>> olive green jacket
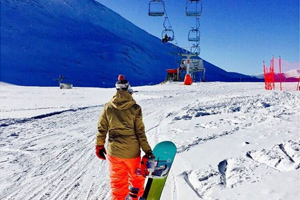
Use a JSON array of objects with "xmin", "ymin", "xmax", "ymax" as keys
[{"xmin": 96, "ymin": 90, "xmax": 152, "ymax": 158}]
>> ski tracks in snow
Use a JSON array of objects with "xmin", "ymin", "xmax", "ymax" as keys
[
  {"xmin": 1, "ymin": 84, "xmax": 299, "ymax": 200},
  {"xmin": 0, "ymin": 105, "xmax": 111, "ymax": 200},
  {"xmin": 138, "ymin": 88, "xmax": 300, "ymax": 199},
  {"xmin": 169, "ymin": 91, "xmax": 300, "ymax": 199},
  {"xmin": 175, "ymin": 92, "xmax": 299, "ymax": 154},
  {"xmin": 180, "ymin": 139, "xmax": 300, "ymax": 199},
  {"xmin": 246, "ymin": 139, "xmax": 300, "ymax": 172}
]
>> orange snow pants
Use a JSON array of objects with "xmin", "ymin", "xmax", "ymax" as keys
[{"xmin": 107, "ymin": 154, "xmax": 145, "ymax": 200}]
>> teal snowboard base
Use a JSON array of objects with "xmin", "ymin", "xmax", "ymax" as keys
[{"xmin": 140, "ymin": 141, "xmax": 177, "ymax": 200}]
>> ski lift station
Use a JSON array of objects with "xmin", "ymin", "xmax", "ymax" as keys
[{"xmin": 166, "ymin": 54, "xmax": 206, "ymax": 83}]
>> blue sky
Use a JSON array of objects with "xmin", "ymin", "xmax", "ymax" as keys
[{"xmin": 96, "ymin": 0, "xmax": 299, "ymax": 75}]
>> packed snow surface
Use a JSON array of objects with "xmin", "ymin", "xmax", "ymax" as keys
[{"xmin": 0, "ymin": 82, "xmax": 299, "ymax": 200}]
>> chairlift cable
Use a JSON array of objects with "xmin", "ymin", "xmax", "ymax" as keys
[
  {"xmin": 195, "ymin": 17, "xmax": 200, "ymax": 29},
  {"xmin": 163, "ymin": 9, "xmax": 176, "ymax": 41}
]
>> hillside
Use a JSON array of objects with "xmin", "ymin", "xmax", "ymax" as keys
[
  {"xmin": 274, "ymin": 69, "xmax": 300, "ymax": 82},
  {"xmin": 0, "ymin": 0, "xmax": 261, "ymax": 87}
]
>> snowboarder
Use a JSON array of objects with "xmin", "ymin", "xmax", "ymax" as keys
[{"xmin": 95, "ymin": 74, "xmax": 154, "ymax": 200}]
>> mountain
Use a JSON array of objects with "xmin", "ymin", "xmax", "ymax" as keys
[
  {"xmin": 274, "ymin": 69, "xmax": 300, "ymax": 82},
  {"xmin": 255, "ymin": 69, "xmax": 300, "ymax": 82},
  {"xmin": 0, "ymin": 0, "xmax": 261, "ymax": 87}
]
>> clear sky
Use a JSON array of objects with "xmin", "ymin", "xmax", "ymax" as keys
[{"xmin": 96, "ymin": 0, "xmax": 299, "ymax": 75}]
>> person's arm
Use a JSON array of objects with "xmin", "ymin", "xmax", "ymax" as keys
[
  {"xmin": 96, "ymin": 104, "xmax": 109, "ymax": 146},
  {"xmin": 134, "ymin": 105, "xmax": 152, "ymax": 153}
]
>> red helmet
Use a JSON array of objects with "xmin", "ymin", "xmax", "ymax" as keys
[{"xmin": 118, "ymin": 74, "xmax": 125, "ymax": 81}]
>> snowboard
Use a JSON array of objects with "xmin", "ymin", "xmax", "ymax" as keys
[{"xmin": 140, "ymin": 141, "xmax": 177, "ymax": 200}]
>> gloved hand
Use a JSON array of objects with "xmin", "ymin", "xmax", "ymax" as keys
[
  {"xmin": 140, "ymin": 151, "xmax": 156, "ymax": 177},
  {"xmin": 95, "ymin": 145, "xmax": 106, "ymax": 160},
  {"xmin": 141, "ymin": 155, "xmax": 150, "ymax": 177},
  {"xmin": 146, "ymin": 150, "xmax": 155, "ymax": 159}
]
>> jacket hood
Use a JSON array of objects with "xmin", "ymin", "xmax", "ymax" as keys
[{"xmin": 109, "ymin": 90, "xmax": 136, "ymax": 110}]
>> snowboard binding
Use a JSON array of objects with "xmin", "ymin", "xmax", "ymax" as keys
[
  {"xmin": 140, "ymin": 154, "xmax": 170, "ymax": 179},
  {"xmin": 140, "ymin": 155, "xmax": 156, "ymax": 177}
]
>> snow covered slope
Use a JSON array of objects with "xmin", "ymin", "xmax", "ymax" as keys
[
  {"xmin": 0, "ymin": 0, "xmax": 260, "ymax": 87},
  {"xmin": 0, "ymin": 83, "xmax": 299, "ymax": 199},
  {"xmin": 275, "ymin": 69, "xmax": 300, "ymax": 82}
]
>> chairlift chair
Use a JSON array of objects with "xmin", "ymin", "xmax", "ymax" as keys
[
  {"xmin": 186, "ymin": 0, "xmax": 202, "ymax": 17},
  {"xmin": 188, "ymin": 28, "xmax": 200, "ymax": 42},
  {"xmin": 161, "ymin": 16, "xmax": 175, "ymax": 42},
  {"xmin": 190, "ymin": 44, "xmax": 200, "ymax": 56},
  {"xmin": 190, "ymin": 59, "xmax": 204, "ymax": 69},
  {"xmin": 162, "ymin": 29, "xmax": 174, "ymax": 42},
  {"xmin": 148, "ymin": 0, "xmax": 165, "ymax": 16}
]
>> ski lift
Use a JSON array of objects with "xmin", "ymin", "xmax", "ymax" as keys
[
  {"xmin": 148, "ymin": 0, "xmax": 165, "ymax": 16},
  {"xmin": 162, "ymin": 29, "xmax": 174, "ymax": 42},
  {"xmin": 190, "ymin": 44, "xmax": 200, "ymax": 55},
  {"xmin": 186, "ymin": 0, "xmax": 202, "ymax": 17},
  {"xmin": 190, "ymin": 58, "xmax": 204, "ymax": 70},
  {"xmin": 188, "ymin": 28, "xmax": 200, "ymax": 42},
  {"xmin": 161, "ymin": 17, "xmax": 174, "ymax": 42}
]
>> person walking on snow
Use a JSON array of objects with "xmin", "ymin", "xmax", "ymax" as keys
[{"xmin": 95, "ymin": 74, "xmax": 154, "ymax": 200}]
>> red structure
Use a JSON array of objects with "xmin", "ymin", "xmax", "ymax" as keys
[
  {"xmin": 263, "ymin": 57, "xmax": 275, "ymax": 90},
  {"xmin": 166, "ymin": 69, "xmax": 178, "ymax": 81},
  {"xmin": 263, "ymin": 56, "xmax": 300, "ymax": 91},
  {"xmin": 184, "ymin": 74, "xmax": 193, "ymax": 85},
  {"xmin": 166, "ymin": 69, "xmax": 178, "ymax": 74}
]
